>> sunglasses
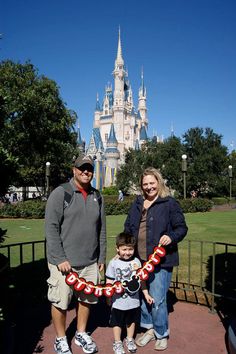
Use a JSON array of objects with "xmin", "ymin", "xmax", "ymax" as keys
[{"xmin": 77, "ymin": 164, "xmax": 94, "ymax": 173}]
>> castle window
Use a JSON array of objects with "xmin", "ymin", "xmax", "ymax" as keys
[
  {"xmin": 125, "ymin": 132, "xmax": 130, "ymax": 140},
  {"xmin": 105, "ymin": 133, "xmax": 108, "ymax": 142}
]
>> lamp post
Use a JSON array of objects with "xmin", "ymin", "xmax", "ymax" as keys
[
  {"xmin": 45, "ymin": 162, "xmax": 51, "ymax": 198},
  {"xmin": 182, "ymin": 154, "xmax": 187, "ymax": 199},
  {"xmin": 228, "ymin": 165, "xmax": 233, "ymax": 200}
]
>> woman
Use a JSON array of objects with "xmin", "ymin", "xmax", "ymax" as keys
[{"xmin": 124, "ymin": 167, "xmax": 188, "ymax": 351}]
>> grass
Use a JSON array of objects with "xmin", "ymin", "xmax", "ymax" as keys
[
  {"xmin": 1, "ymin": 210, "xmax": 236, "ymax": 246},
  {"xmin": 1, "ymin": 211, "xmax": 236, "ymax": 284}
]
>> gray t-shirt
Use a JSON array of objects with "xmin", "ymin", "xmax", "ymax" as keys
[{"xmin": 106, "ymin": 257, "xmax": 141, "ymax": 310}]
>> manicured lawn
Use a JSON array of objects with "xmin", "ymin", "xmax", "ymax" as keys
[
  {"xmin": 185, "ymin": 210, "xmax": 236, "ymax": 243},
  {"xmin": 1, "ymin": 211, "xmax": 236, "ymax": 278},
  {"xmin": 1, "ymin": 210, "xmax": 236, "ymax": 245}
]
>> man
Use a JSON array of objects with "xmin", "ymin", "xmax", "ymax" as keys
[{"xmin": 45, "ymin": 155, "xmax": 106, "ymax": 354}]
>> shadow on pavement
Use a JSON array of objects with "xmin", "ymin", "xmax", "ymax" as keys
[
  {"xmin": 205, "ymin": 252, "xmax": 236, "ymax": 353},
  {"xmin": 0, "ymin": 259, "xmax": 51, "ymax": 354},
  {"xmin": 65, "ymin": 288, "xmax": 178, "ymax": 347}
]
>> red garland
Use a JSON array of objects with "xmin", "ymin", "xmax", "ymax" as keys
[{"xmin": 65, "ymin": 245, "xmax": 166, "ymax": 297}]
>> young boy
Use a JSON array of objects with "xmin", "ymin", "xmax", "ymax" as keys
[{"xmin": 106, "ymin": 233, "xmax": 153, "ymax": 354}]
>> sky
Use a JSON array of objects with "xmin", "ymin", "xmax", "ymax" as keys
[{"xmin": 1, "ymin": 0, "xmax": 236, "ymax": 152}]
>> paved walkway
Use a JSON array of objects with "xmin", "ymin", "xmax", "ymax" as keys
[{"xmin": 34, "ymin": 300, "xmax": 227, "ymax": 354}]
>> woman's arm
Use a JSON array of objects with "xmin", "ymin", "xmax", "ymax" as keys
[{"xmin": 168, "ymin": 198, "xmax": 188, "ymax": 244}]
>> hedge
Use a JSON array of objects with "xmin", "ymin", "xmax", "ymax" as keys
[
  {"xmin": 179, "ymin": 198, "xmax": 213, "ymax": 213},
  {"xmin": 0, "ymin": 196, "xmax": 214, "ymax": 219},
  {"xmin": 0, "ymin": 200, "xmax": 46, "ymax": 218}
]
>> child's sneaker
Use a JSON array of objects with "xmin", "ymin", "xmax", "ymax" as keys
[
  {"xmin": 113, "ymin": 340, "xmax": 126, "ymax": 354},
  {"xmin": 54, "ymin": 336, "xmax": 72, "ymax": 354},
  {"xmin": 74, "ymin": 331, "xmax": 98, "ymax": 353},
  {"xmin": 125, "ymin": 337, "xmax": 137, "ymax": 353}
]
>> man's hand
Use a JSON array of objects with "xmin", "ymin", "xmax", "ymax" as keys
[{"xmin": 57, "ymin": 261, "xmax": 72, "ymax": 273}]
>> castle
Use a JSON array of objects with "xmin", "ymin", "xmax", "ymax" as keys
[{"xmin": 78, "ymin": 30, "xmax": 154, "ymax": 189}]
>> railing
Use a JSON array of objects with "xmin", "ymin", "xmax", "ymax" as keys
[
  {"xmin": 171, "ymin": 240, "xmax": 236, "ymax": 312},
  {"xmin": 0, "ymin": 240, "xmax": 46, "ymax": 268},
  {"xmin": 1, "ymin": 239, "xmax": 236, "ymax": 312}
]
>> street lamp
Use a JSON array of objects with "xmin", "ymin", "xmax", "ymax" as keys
[
  {"xmin": 45, "ymin": 162, "xmax": 51, "ymax": 198},
  {"xmin": 228, "ymin": 165, "xmax": 233, "ymax": 200},
  {"xmin": 182, "ymin": 154, "xmax": 187, "ymax": 199}
]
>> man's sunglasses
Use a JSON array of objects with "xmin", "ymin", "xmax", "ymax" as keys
[{"xmin": 76, "ymin": 164, "xmax": 94, "ymax": 173}]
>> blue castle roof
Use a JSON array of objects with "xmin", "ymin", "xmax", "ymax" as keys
[
  {"xmin": 107, "ymin": 123, "xmax": 118, "ymax": 144},
  {"xmin": 140, "ymin": 125, "xmax": 148, "ymax": 141},
  {"xmin": 77, "ymin": 127, "xmax": 83, "ymax": 145},
  {"xmin": 92, "ymin": 128, "xmax": 104, "ymax": 150}
]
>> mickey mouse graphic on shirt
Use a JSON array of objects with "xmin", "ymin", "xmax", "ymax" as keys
[{"xmin": 115, "ymin": 260, "xmax": 141, "ymax": 298}]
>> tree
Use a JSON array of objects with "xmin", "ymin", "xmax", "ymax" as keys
[
  {"xmin": 116, "ymin": 148, "xmax": 145, "ymax": 194},
  {"xmin": 182, "ymin": 127, "xmax": 228, "ymax": 197},
  {"xmin": 0, "ymin": 94, "xmax": 18, "ymax": 195},
  {"xmin": 116, "ymin": 136, "xmax": 183, "ymax": 195},
  {"xmin": 156, "ymin": 136, "xmax": 183, "ymax": 193},
  {"xmin": 117, "ymin": 128, "xmax": 229, "ymax": 198},
  {"xmin": 0, "ymin": 60, "xmax": 79, "ymax": 194}
]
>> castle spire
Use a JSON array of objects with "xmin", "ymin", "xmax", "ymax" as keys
[
  {"xmin": 115, "ymin": 26, "xmax": 124, "ymax": 66},
  {"xmin": 139, "ymin": 67, "xmax": 146, "ymax": 98},
  {"xmin": 138, "ymin": 66, "xmax": 148, "ymax": 126},
  {"xmin": 95, "ymin": 93, "xmax": 101, "ymax": 111},
  {"xmin": 76, "ymin": 118, "xmax": 85, "ymax": 153},
  {"xmin": 141, "ymin": 66, "xmax": 145, "ymax": 96}
]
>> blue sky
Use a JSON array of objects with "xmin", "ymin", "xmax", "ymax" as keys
[{"xmin": 1, "ymin": 0, "xmax": 236, "ymax": 151}]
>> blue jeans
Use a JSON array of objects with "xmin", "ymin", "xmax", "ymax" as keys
[{"xmin": 140, "ymin": 267, "xmax": 172, "ymax": 339}]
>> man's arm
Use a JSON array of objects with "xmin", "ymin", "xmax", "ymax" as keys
[
  {"xmin": 45, "ymin": 187, "xmax": 68, "ymax": 265},
  {"xmin": 98, "ymin": 196, "xmax": 106, "ymax": 265}
]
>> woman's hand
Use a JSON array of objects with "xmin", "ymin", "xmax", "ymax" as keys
[{"xmin": 159, "ymin": 234, "xmax": 172, "ymax": 246}]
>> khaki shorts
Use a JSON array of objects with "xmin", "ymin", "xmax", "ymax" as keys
[{"xmin": 47, "ymin": 262, "xmax": 100, "ymax": 310}]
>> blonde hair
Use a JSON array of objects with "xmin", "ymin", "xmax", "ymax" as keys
[{"xmin": 140, "ymin": 167, "xmax": 170, "ymax": 198}]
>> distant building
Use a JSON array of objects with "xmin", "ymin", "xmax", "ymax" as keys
[{"xmin": 77, "ymin": 30, "xmax": 163, "ymax": 189}]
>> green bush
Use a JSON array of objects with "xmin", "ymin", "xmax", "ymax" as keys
[
  {"xmin": 0, "ymin": 196, "xmax": 214, "ymax": 218},
  {"xmin": 103, "ymin": 194, "xmax": 135, "ymax": 204},
  {"xmin": 104, "ymin": 200, "xmax": 130, "ymax": 215},
  {"xmin": 102, "ymin": 186, "xmax": 119, "ymax": 195},
  {"xmin": 179, "ymin": 198, "xmax": 213, "ymax": 213},
  {"xmin": 103, "ymin": 195, "xmax": 136, "ymax": 215},
  {"xmin": 211, "ymin": 197, "xmax": 229, "ymax": 205},
  {"xmin": 0, "ymin": 200, "xmax": 46, "ymax": 218}
]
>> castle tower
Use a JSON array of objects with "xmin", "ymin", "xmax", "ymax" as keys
[
  {"xmin": 112, "ymin": 28, "xmax": 127, "ymax": 150},
  {"xmin": 138, "ymin": 68, "xmax": 148, "ymax": 127},
  {"xmin": 86, "ymin": 29, "xmax": 153, "ymax": 188},
  {"xmin": 104, "ymin": 123, "xmax": 120, "ymax": 186},
  {"xmin": 94, "ymin": 93, "xmax": 101, "ymax": 128},
  {"xmin": 77, "ymin": 121, "xmax": 85, "ymax": 153}
]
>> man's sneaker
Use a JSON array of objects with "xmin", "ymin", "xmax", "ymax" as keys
[
  {"xmin": 135, "ymin": 328, "xmax": 155, "ymax": 347},
  {"xmin": 125, "ymin": 337, "xmax": 137, "ymax": 353},
  {"xmin": 74, "ymin": 332, "xmax": 98, "ymax": 354},
  {"xmin": 113, "ymin": 341, "xmax": 125, "ymax": 354},
  {"xmin": 54, "ymin": 336, "xmax": 72, "ymax": 354}
]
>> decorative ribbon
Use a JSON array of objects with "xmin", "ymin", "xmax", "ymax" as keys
[{"xmin": 65, "ymin": 245, "xmax": 166, "ymax": 298}]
